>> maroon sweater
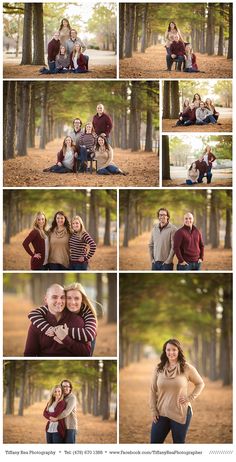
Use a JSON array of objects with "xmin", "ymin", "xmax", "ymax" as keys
[
  {"xmin": 70, "ymin": 52, "xmax": 87, "ymax": 70},
  {"xmin": 22, "ymin": 229, "xmax": 46, "ymax": 270},
  {"xmin": 170, "ymin": 40, "xmax": 186, "ymax": 56},
  {"xmin": 48, "ymin": 38, "xmax": 60, "ymax": 61},
  {"xmin": 43, "ymin": 400, "xmax": 66, "ymax": 439},
  {"xmin": 183, "ymin": 107, "xmax": 196, "ymax": 123},
  {"xmin": 57, "ymin": 148, "xmax": 78, "ymax": 172},
  {"xmin": 92, "ymin": 113, "xmax": 113, "ymax": 136},
  {"xmin": 24, "ymin": 309, "xmax": 91, "ymax": 357},
  {"xmin": 174, "ymin": 225, "xmax": 204, "ymax": 263}
]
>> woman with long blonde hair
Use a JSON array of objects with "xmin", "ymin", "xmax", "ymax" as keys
[
  {"xmin": 70, "ymin": 43, "xmax": 87, "ymax": 73},
  {"xmin": 69, "ymin": 215, "xmax": 96, "ymax": 270},
  {"xmin": 43, "ymin": 384, "xmax": 66, "ymax": 443},
  {"xmin": 22, "ymin": 212, "xmax": 49, "ymax": 270}
]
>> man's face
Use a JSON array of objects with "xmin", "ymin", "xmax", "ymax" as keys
[
  {"xmin": 73, "ymin": 120, "xmax": 81, "ymax": 131},
  {"xmin": 45, "ymin": 286, "xmax": 66, "ymax": 315},
  {"xmin": 61, "ymin": 381, "xmax": 71, "ymax": 396},
  {"xmin": 54, "ymin": 32, "xmax": 60, "ymax": 41},
  {"xmin": 71, "ymin": 30, "xmax": 77, "ymax": 40},
  {"xmin": 184, "ymin": 213, "xmax": 194, "ymax": 227},
  {"xmin": 174, "ymin": 34, "xmax": 179, "ymax": 41},
  {"xmin": 97, "ymin": 105, "xmax": 104, "ymax": 115},
  {"xmin": 158, "ymin": 210, "xmax": 169, "ymax": 227}
]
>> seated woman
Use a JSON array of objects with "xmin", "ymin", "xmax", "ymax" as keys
[
  {"xmin": 78, "ymin": 121, "xmax": 97, "ymax": 161},
  {"xmin": 43, "ymin": 136, "xmax": 77, "ymax": 173},
  {"xmin": 205, "ymin": 98, "xmax": 220, "ymax": 122},
  {"xmin": 186, "ymin": 162, "xmax": 199, "ymax": 185},
  {"xmin": 95, "ymin": 134, "xmax": 127, "ymax": 175},
  {"xmin": 40, "ymin": 45, "xmax": 70, "ymax": 74},
  {"xmin": 70, "ymin": 44, "xmax": 88, "ymax": 73},
  {"xmin": 175, "ymin": 98, "xmax": 190, "ymax": 126},
  {"xmin": 196, "ymin": 101, "xmax": 217, "ymax": 125},
  {"xmin": 184, "ymin": 45, "xmax": 200, "ymax": 73}
]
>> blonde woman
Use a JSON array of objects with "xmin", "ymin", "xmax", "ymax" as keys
[
  {"xmin": 43, "ymin": 384, "xmax": 66, "ymax": 443},
  {"xmin": 28, "ymin": 282, "xmax": 98, "ymax": 355},
  {"xmin": 69, "ymin": 215, "xmax": 96, "ymax": 270},
  {"xmin": 22, "ymin": 212, "xmax": 49, "ymax": 270},
  {"xmin": 70, "ymin": 43, "xmax": 87, "ymax": 73}
]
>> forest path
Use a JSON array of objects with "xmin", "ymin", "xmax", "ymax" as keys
[
  {"xmin": 3, "ymin": 138, "xmax": 159, "ymax": 188},
  {"xmin": 119, "ymin": 43, "xmax": 232, "ymax": 79},
  {"xmin": 4, "ymin": 401, "xmax": 117, "ymax": 444},
  {"xmin": 3, "ymin": 229, "xmax": 117, "ymax": 271},
  {"xmin": 163, "ymin": 166, "xmax": 232, "ymax": 187},
  {"xmin": 120, "ymin": 359, "xmax": 232, "ymax": 444},
  {"xmin": 119, "ymin": 231, "xmax": 232, "ymax": 271},
  {"xmin": 3, "ymin": 49, "xmax": 117, "ymax": 79},
  {"xmin": 4, "ymin": 294, "xmax": 117, "ymax": 358}
]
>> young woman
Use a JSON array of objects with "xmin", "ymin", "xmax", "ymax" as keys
[
  {"xmin": 150, "ymin": 338, "xmax": 205, "ymax": 444},
  {"xmin": 164, "ymin": 22, "xmax": 184, "ymax": 55},
  {"xmin": 186, "ymin": 162, "xmax": 199, "ymax": 185},
  {"xmin": 70, "ymin": 44, "xmax": 87, "ymax": 73},
  {"xmin": 59, "ymin": 18, "xmax": 71, "ymax": 46},
  {"xmin": 28, "ymin": 282, "xmax": 98, "ymax": 355},
  {"xmin": 78, "ymin": 122, "xmax": 97, "ymax": 159},
  {"xmin": 48, "ymin": 211, "xmax": 70, "ymax": 270},
  {"xmin": 95, "ymin": 134, "xmax": 127, "ymax": 175},
  {"xmin": 69, "ymin": 216, "xmax": 96, "ymax": 270},
  {"xmin": 22, "ymin": 212, "xmax": 49, "ymax": 270},
  {"xmin": 184, "ymin": 45, "xmax": 200, "ymax": 73},
  {"xmin": 192, "ymin": 93, "xmax": 202, "ymax": 107},
  {"xmin": 43, "ymin": 384, "xmax": 66, "ymax": 444},
  {"xmin": 43, "ymin": 136, "xmax": 78, "ymax": 173},
  {"xmin": 55, "ymin": 45, "xmax": 70, "ymax": 73},
  {"xmin": 175, "ymin": 98, "xmax": 190, "ymax": 126},
  {"xmin": 205, "ymin": 98, "xmax": 220, "ymax": 122}
]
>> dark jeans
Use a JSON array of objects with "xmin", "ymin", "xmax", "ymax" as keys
[
  {"xmin": 69, "ymin": 262, "xmax": 88, "ymax": 270},
  {"xmin": 97, "ymin": 164, "xmax": 120, "ymax": 175},
  {"xmin": 48, "ymin": 263, "xmax": 68, "ymax": 270},
  {"xmin": 177, "ymin": 262, "xmax": 201, "ymax": 271},
  {"xmin": 186, "ymin": 179, "xmax": 197, "ymax": 185},
  {"xmin": 184, "ymin": 68, "xmax": 200, "ymax": 73},
  {"xmin": 76, "ymin": 146, "xmax": 88, "ymax": 171},
  {"xmin": 198, "ymin": 171, "xmax": 212, "ymax": 184},
  {"xmin": 35, "ymin": 264, "xmax": 49, "ymax": 271},
  {"xmin": 46, "ymin": 432, "xmax": 64, "ymax": 444},
  {"xmin": 91, "ymin": 339, "xmax": 96, "ymax": 356},
  {"xmin": 196, "ymin": 115, "xmax": 217, "ymax": 125},
  {"xmin": 152, "ymin": 261, "xmax": 174, "ymax": 271},
  {"xmin": 49, "ymin": 164, "xmax": 72, "ymax": 173},
  {"xmin": 183, "ymin": 120, "xmax": 195, "ymax": 126},
  {"xmin": 64, "ymin": 429, "xmax": 77, "ymax": 444},
  {"xmin": 150, "ymin": 406, "xmax": 192, "ymax": 444},
  {"xmin": 166, "ymin": 54, "xmax": 184, "ymax": 71}
]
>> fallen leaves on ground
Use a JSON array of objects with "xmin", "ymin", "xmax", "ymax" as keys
[{"xmin": 3, "ymin": 64, "xmax": 116, "ymax": 79}]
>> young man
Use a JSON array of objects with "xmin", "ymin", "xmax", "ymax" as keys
[
  {"xmin": 196, "ymin": 102, "xmax": 217, "ymax": 125},
  {"xmin": 92, "ymin": 104, "xmax": 113, "ymax": 140},
  {"xmin": 174, "ymin": 213, "xmax": 204, "ymax": 271},
  {"xmin": 166, "ymin": 34, "xmax": 185, "ymax": 71},
  {"xmin": 149, "ymin": 208, "xmax": 177, "ymax": 270},
  {"xmin": 47, "ymin": 31, "xmax": 60, "ymax": 72}
]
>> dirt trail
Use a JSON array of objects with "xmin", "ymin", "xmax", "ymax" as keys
[
  {"xmin": 3, "ymin": 139, "xmax": 159, "ymax": 187},
  {"xmin": 4, "ymin": 401, "xmax": 117, "ymax": 444},
  {"xmin": 119, "ymin": 231, "xmax": 232, "ymax": 271},
  {"xmin": 120, "ymin": 359, "xmax": 232, "ymax": 444},
  {"xmin": 3, "ymin": 229, "xmax": 117, "ymax": 271},
  {"xmin": 119, "ymin": 43, "xmax": 232, "ymax": 79}
]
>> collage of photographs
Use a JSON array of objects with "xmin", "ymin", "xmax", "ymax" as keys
[{"xmin": 1, "ymin": 0, "xmax": 234, "ymax": 457}]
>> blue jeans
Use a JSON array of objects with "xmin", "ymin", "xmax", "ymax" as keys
[
  {"xmin": 49, "ymin": 164, "xmax": 72, "ymax": 173},
  {"xmin": 184, "ymin": 68, "xmax": 200, "ymax": 73},
  {"xmin": 152, "ymin": 262, "xmax": 174, "ymax": 271},
  {"xmin": 177, "ymin": 262, "xmax": 201, "ymax": 271},
  {"xmin": 186, "ymin": 179, "xmax": 197, "ymax": 185},
  {"xmin": 48, "ymin": 263, "xmax": 68, "ymax": 270},
  {"xmin": 64, "ymin": 429, "xmax": 77, "ymax": 444},
  {"xmin": 166, "ymin": 54, "xmax": 184, "ymax": 71},
  {"xmin": 76, "ymin": 146, "xmax": 88, "ymax": 171},
  {"xmin": 196, "ymin": 115, "xmax": 216, "ymax": 125},
  {"xmin": 69, "ymin": 262, "xmax": 88, "ymax": 270},
  {"xmin": 150, "ymin": 406, "xmax": 192, "ymax": 444},
  {"xmin": 198, "ymin": 171, "xmax": 212, "ymax": 184},
  {"xmin": 46, "ymin": 432, "xmax": 64, "ymax": 443},
  {"xmin": 183, "ymin": 120, "xmax": 195, "ymax": 126},
  {"xmin": 97, "ymin": 164, "xmax": 120, "ymax": 175}
]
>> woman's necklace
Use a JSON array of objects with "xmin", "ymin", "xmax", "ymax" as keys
[{"xmin": 55, "ymin": 227, "xmax": 66, "ymax": 238}]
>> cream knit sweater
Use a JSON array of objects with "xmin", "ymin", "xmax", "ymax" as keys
[{"xmin": 57, "ymin": 392, "xmax": 77, "ymax": 430}]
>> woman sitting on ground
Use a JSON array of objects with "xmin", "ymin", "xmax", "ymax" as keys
[
  {"xmin": 205, "ymin": 98, "xmax": 220, "ymax": 122},
  {"xmin": 94, "ymin": 134, "xmax": 127, "ymax": 175},
  {"xmin": 55, "ymin": 45, "xmax": 70, "ymax": 73},
  {"xmin": 186, "ymin": 162, "xmax": 199, "ymax": 185},
  {"xmin": 184, "ymin": 45, "xmax": 200, "ymax": 73},
  {"xmin": 70, "ymin": 44, "xmax": 87, "ymax": 73},
  {"xmin": 43, "ymin": 136, "xmax": 78, "ymax": 173},
  {"xmin": 175, "ymin": 98, "xmax": 190, "ymax": 126},
  {"xmin": 78, "ymin": 122, "xmax": 97, "ymax": 163}
]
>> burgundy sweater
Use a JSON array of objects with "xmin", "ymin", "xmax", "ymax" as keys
[
  {"xmin": 57, "ymin": 148, "xmax": 78, "ymax": 172},
  {"xmin": 43, "ymin": 400, "xmax": 66, "ymax": 439},
  {"xmin": 183, "ymin": 107, "xmax": 196, "ymax": 123},
  {"xmin": 170, "ymin": 40, "xmax": 186, "ymax": 56},
  {"xmin": 174, "ymin": 225, "xmax": 204, "ymax": 263},
  {"xmin": 24, "ymin": 309, "xmax": 91, "ymax": 357},
  {"xmin": 48, "ymin": 39, "xmax": 60, "ymax": 61},
  {"xmin": 92, "ymin": 113, "xmax": 113, "ymax": 136},
  {"xmin": 22, "ymin": 229, "xmax": 46, "ymax": 270},
  {"xmin": 70, "ymin": 52, "xmax": 87, "ymax": 70}
]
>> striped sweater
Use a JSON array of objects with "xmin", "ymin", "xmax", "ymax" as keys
[
  {"xmin": 28, "ymin": 305, "xmax": 97, "ymax": 342},
  {"xmin": 78, "ymin": 133, "xmax": 97, "ymax": 152},
  {"xmin": 69, "ymin": 231, "xmax": 96, "ymax": 262}
]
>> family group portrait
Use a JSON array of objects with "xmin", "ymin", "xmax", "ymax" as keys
[
  {"xmin": 162, "ymin": 135, "xmax": 232, "ymax": 187},
  {"xmin": 119, "ymin": 273, "xmax": 232, "ymax": 444},
  {"xmin": 3, "ymin": 189, "xmax": 117, "ymax": 271},
  {"xmin": 119, "ymin": 189, "xmax": 232, "ymax": 271},
  {"xmin": 119, "ymin": 2, "xmax": 233, "ymax": 79},
  {"xmin": 4, "ymin": 360, "xmax": 117, "ymax": 443},
  {"xmin": 162, "ymin": 80, "xmax": 232, "ymax": 132},
  {"xmin": 3, "ymin": 272, "xmax": 117, "ymax": 358},
  {"xmin": 3, "ymin": 80, "xmax": 159, "ymax": 187},
  {"xmin": 3, "ymin": 2, "xmax": 117, "ymax": 79}
]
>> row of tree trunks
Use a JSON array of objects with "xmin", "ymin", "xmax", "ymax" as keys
[{"xmin": 21, "ymin": 3, "xmax": 45, "ymax": 65}]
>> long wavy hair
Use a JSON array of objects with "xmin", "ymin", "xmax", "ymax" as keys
[
  {"xmin": 192, "ymin": 93, "xmax": 201, "ymax": 103},
  {"xmin": 64, "ymin": 282, "xmax": 99, "ymax": 321},
  {"xmin": 96, "ymin": 134, "xmax": 109, "ymax": 151},
  {"xmin": 168, "ymin": 21, "xmax": 178, "ymax": 32},
  {"xmin": 50, "ymin": 211, "xmax": 71, "ymax": 234},
  {"xmin": 71, "ymin": 215, "xmax": 86, "ymax": 237},
  {"xmin": 157, "ymin": 338, "xmax": 186, "ymax": 373},
  {"xmin": 62, "ymin": 136, "xmax": 76, "ymax": 156},
  {"xmin": 32, "ymin": 212, "xmax": 48, "ymax": 239},
  {"xmin": 46, "ymin": 384, "xmax": 64, "ymax": 409},
  {"xmin": 59, "ymin": 18, "xmax": 71, "ymax": 31}
]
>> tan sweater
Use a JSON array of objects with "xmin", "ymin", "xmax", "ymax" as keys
[
  {"xmin": 150, "ymin": 362, "xmax": 205, "ymax": 424},
  {"xmin": 57, "ymin": 392, "xmax": 77, "ymax": 430},
  {"xmin": 48, "ymin": 229, "xmax": 70, "ymax": 267},
  {"xmin": 149, "ymin": 222, "xmax": 177, "ymax": 264},
  {"xmin": 94, "ymin": 146, "xmax": 114, "ymax": 170}
]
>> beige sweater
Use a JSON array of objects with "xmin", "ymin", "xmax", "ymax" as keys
[
  {"xmin": 149, "ymin": 222, "xmax": 177, "ymax": 264},
  {"xmin": 150, "ymin": 362, "xmax": 205, "ymax": 424},
  {"xmin": 48, "ymin": 229, "xmax": 70, "ymax": 267},
  {"xmin": 95, "ymin": 146, "xmax": 114, "ymax": 170},
  {"xmin": 57, "ymin": 392, "xmax": 77, "ymax": 430}
]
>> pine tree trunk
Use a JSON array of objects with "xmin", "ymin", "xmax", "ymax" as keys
[
  {"xmin": 18, "ymin": 361, "xmax": 28, "ymax": 416},
  {"xmin": 163, "ymin": 81, "xmax": 171, "ymax": 118},
  {"xmin": 21, "ymin": 4, "xmax": 33, "ymax": 64},
  {"xmin": 206, "ymin": 4, "xmax": 215, "ymax": 55},
  {"xmin": 39, "ymin": 83, "xmax": 48, "ymax": 149},
  {"xmin": 17, "ymin": 82, "xmax": 31, "ymax": 156},
  {"xmin": 100, "ymin": 362, "xmax": 110, "ymax": 420},
  {"xmin": 145, "ymin": 81, "xmax": 153, "ymax": 152},
  {"xmin": 103, "ymin": 207, "xmax": 111, "ymax": 246},
  {"xmin": 125, "ymin": 4, "xmax": 136, "ymax": 58},
  {"xmin": 218, "ymin": 4, "xmax": 224, "ymax": 56},
  {"xmin": 107, "ymin": 274, "xmax": 117, "ymax": 323},
  {"xmin": 5, "ymin": 81, "xmax": 17, "ymax": 159},
  {"xmin": 89, "ymin": 190, "xmax": 99, "ymax": 243},
  {"xmin": 123, "ymin": 191, "xmax": 130, "ymax": 247},
  {"xmin": 227, "ymin": 3, "xmax": 233, "ymax": 59},
  {"xmin": 170, "ymin": 81, "xmax": 180, "ymax": 118},
  {"xmin": 141, "ymin": 5, "xmax": 148, "ymax": 53},
  {"xmin": 5, "ymin": 362, "xmax": 16, "ymax": 415},
  {"xmin": 162, "ymin": 135, "xmax": 171, "ymax": 180},
  {"xmin": 119, "ymin": 3, "xmax": 125, "ymax": 59},
  {"xmin": 224, "ymin": 191, "xmax": 232, "ymax": 249},
  {"xmin": 129, "ymin": 81, "xmax": 140, "ymax": 151},
  {"xmin": 28, "ymin": 84, "xmax": 35, "ymax": 147},
  {"xmin": 33, "ymin": 3, "xmax": 45, "ymax": 64}
]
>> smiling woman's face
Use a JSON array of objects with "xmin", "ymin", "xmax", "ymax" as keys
[{"xmin": 66, "ymin": 290, "xmax": 83, "ymax": 313}]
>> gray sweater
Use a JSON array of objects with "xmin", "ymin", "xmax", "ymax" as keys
[
  {"xmin": 196, "ymin": 107, "xmax": 212, "ymax": 122},
  {"xmin": 57, "ymin": 392, "xmax": 77, "ymax": 430},
  {"xmin": 149, "ymin": 222, "xmax": 177, "ymax": 264}
]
